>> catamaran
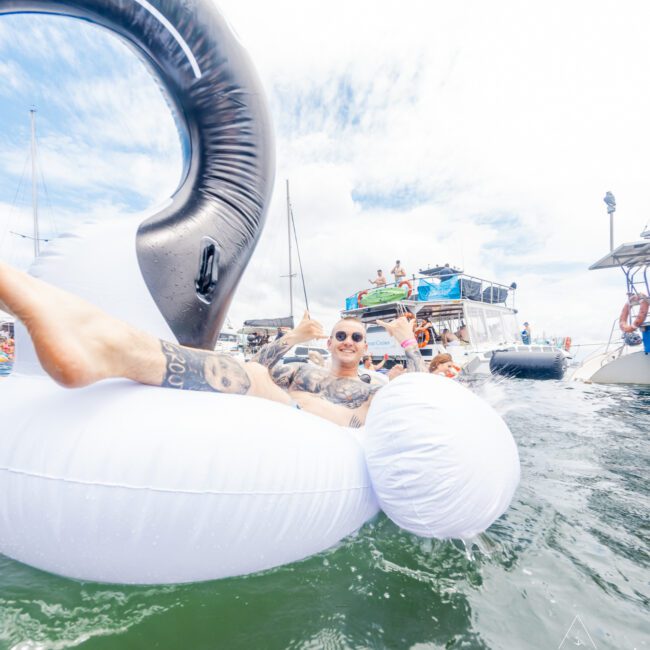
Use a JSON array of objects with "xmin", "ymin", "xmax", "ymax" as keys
[{"xmin": 342, "ymin": 265, "xmax": 568, "ymax": 379}]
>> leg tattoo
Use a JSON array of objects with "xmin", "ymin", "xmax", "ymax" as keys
[{"xmin": 160, "ymin": 341, "xmax": 251, "ymax": 394}]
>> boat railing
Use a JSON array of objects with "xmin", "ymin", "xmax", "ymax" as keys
[{"xmin": 347, "ymin": 272, "xmax": 515, "ymax": 310}]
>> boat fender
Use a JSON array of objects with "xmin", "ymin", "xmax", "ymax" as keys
[
  {"xmin": 362, "ymin": 373, "xmax": 520, "ymax": 539},
  {"xmin": 489, "ymin": 350, "xmax": 567, "ymax": 380}
]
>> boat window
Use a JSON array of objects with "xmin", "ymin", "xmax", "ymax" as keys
[
  {"xmin": 501, "ymin": 313, "xmax": 520, "ymax": 343},
  {"xmin": 485, "ymin": 309, "xmax": 505, "ymax": 343},
  {"xmin": 466, "ymin": 305, "xmax": 489, "ymax": 346},
  {"xmin": 218, "ymin": 333, "xmax": 237, "ymax": 342}
]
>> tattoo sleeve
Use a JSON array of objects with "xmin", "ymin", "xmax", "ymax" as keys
[
  {"xmin": 404, "ymin": 345, "xmax": 426, "ymax": 373},
  {"xmin": 160, "ymin": 341, "xmax": 251, "ymax": 394},
  {"xmin": 270, "ymin": 363, "xmax": 297, "ymax": 389},
  {"xmin": 252, "ymin": 338, "xmax": 292, "ymax": 370}
]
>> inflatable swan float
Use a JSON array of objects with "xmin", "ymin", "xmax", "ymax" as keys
[{"xmin": 0, "ymin": 0, "xmax": 520, "ymax": 584}]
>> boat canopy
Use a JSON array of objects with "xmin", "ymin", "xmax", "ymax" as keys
[
  {"xmin": 243, "ymin": 316, "xmax": 294, "ymax": 329},
  {"xmin": 589, "ymin": 241, "xmax": 650, "ymax": 270},
  {"xmin": 419, "ymin": 265, "xmax": 463, "ymax": 278}
]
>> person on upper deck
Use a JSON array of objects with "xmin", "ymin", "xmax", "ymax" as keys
[
  {"xmin": 368, "ymin": 270, "xmax": 387, "ymax": 287},
  {"xmin": 391, "ymin": 260, "xmax": 406, "ymax": 285}
]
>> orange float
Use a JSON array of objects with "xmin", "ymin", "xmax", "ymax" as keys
[
  {"xmin": 619, "ymin": 297, "xmax": 649, "ymax": 333},
  {"xmin": 415, "ymin": 327, "xmax": 430, "ymax": 348},
  {"xmin": 399, "ymin": 280, "xmax": 413, "ymax": 297}
]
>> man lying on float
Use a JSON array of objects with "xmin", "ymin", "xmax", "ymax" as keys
[{"xmin": 0, "ymin": 261, "xmax": 424, "ymax": 427}]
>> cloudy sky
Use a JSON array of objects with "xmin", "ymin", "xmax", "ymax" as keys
[{"xmin": 1, "ymin": 1, "xmax": 649, "ymax": 342}]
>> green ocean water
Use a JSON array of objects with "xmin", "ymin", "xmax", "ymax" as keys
[{"xmin": 0, "ymin": 379, "xmax": 648, "ymax": 650}]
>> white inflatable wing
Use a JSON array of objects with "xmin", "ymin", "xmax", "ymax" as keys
[{"xmin": 363, "ymin": 373, "xmax": 520, "ymax": 539}]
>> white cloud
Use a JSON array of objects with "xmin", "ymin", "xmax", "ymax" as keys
[{"xmin": 2, "ymin": 1, "xmax": 650, "ymax": 343}]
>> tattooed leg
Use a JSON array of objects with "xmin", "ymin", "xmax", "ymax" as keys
[{"xmin": 0, "ymin": 261, "xmax": 288, "ymax": 404}]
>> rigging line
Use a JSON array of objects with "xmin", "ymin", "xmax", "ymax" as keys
[
  {"xmin": 289, "ymin": 204, "xmax": 310, "ymax": 313},
  {"xmin": 0, "ymin": 151, "xmax": 31, "ymax": 255},
  {"xmin": 34, "ymin": 131, "xmax": 59, "ymax": 236}
]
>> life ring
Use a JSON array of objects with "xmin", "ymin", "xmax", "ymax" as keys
[
  {"xmin": 619, "ymin": 297, "xmax": 649, "ymax": 333},
  {"xmin": 357, "ymin": 289, "xmax": 369, "ymax": 305},
  {"xmin": 415, "ymin": 327, "xmax": 430, "ymax": 348},
  {"xmin": 0, "ymin": 2, "xmax": 520, "ymax": 586},
  {"xmin": 399, "ymin": 280, "xmax": 413, "ymax": 297}
]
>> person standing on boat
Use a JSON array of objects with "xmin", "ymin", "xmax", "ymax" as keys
[
  {"xmin": 521, "ymin": 322, "xmax": 531, "ymax": 345},
  {"xmin": 391, "ymin": 260, "xmax": 406, "ymax": 286},
  {"xmin": 368, "ymin": 270, "xmax": 387, "ymax": 287}
]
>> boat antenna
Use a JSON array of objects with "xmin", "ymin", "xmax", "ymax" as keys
[
  {"xmin": 603, "ymin": 191, "xmax": 616, "ymax": 251},
  {"xmin": 30, "ymin": 107, "xmax": 40, "ymax": 258}
]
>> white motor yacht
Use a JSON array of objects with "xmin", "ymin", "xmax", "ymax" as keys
[{"xmin": 342, "ymin": 265, "xmax": 568, "ymax": 379}]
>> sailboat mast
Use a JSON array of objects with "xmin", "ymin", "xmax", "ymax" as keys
[
  {"xmin": 29, "ymin": 108, "xmax": 40, "ymax": 258},
  {"xmin": 286, "ymin": 179, "xmax": 294, "ymax": 323}
]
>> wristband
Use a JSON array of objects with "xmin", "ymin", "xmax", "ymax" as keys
[{"xmin": 400, "ymin": 337, "xmax": 417, "ymax": 349}]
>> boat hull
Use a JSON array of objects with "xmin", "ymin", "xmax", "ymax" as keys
[{"xmin": 570, "ymin": 347, "xmax": 650, "ymax": 385}]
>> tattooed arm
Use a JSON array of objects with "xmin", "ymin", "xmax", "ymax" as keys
[
  {"xmin": 251, "ymin": 336, "xmax": 293, "ymax": 370},
  {"xmin": 403, "ymin": 343, "xmax": 426, "ymax": 373},
  {"xmin": 376, "ymin": 315, "xmax": 426, "ymax": 373},
  {"xmin": 252, "ymin": 310, "xmax": 327, "ymax": 372}
]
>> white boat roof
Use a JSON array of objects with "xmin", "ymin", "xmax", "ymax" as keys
[{"xmin": 589, "ymin": 240, "xmax": 650, "ymax": 270}]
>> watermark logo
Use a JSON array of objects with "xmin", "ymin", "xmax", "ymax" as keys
[{"xmin": 558, "ymin": 615, "xmax": 597, "ymax": 649}]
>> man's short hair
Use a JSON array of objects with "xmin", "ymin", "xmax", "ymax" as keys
[
  {"xmin": 332, "ymin": 317, "xmax": 366, "ymax": 335},
  {"xmin": 377, "ymin": 270, "xmax": 382, "ymax": 273}
]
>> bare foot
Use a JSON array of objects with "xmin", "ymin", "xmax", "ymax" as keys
[{"xmin": 0, "ymin": 262, "xmax": 154, "ymax": 387}]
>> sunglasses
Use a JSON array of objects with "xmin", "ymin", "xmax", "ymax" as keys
[{"xmin": 334, "ymin": 330, "xmax": 365, "ymax": 343}]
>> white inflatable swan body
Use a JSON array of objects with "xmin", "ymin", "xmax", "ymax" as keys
[{"xmin": 0, "ymin": 1, "xmax": 520, "ymax": 585}]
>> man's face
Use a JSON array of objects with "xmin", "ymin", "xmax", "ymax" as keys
[{"xmin": 328, "ymin": 320, "xmax": 367, "ymax": 367}]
